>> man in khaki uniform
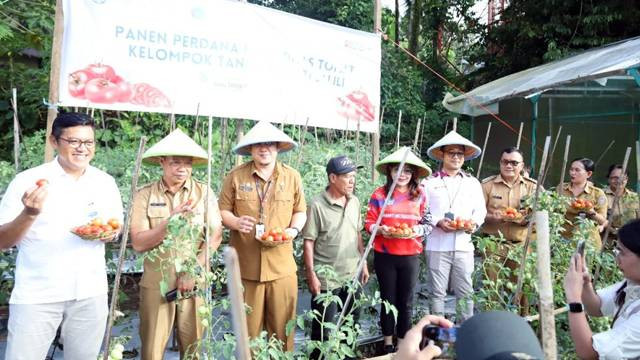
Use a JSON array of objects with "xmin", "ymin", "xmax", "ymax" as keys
[
  {"xmin": 604, "ymin": 164, "xmax": 640, "ymax": 244},
  {"xmin": 482, "ymin": 147, "xmax": 538, "ymax": 312},
  {"xmin": 130, "ymin": 129, "xmax": 223, "ymax": 359},
  {"xmin": 218, "ymin": 121, "xmax": 307, "ymax": 351}
]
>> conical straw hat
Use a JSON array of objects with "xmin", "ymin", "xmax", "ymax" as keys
[
  {"xmin": 142, "ymin": 128, "xmax": 209, "ymax": 167},
  {"xmin": 427, "ymin": 130, "xmax": 481, "ymax": 161},
  {"xmin": 233, "ymin": 120, "xmax": 297, "ymax": 156},
  {"xmin": 375, "ymin": 147, "xmax": 432, "ymax": 178}
]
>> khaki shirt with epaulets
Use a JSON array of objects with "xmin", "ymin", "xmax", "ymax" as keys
[
  {"xmin": 131, "ymin": 177, "xmax": 223, "ymax": 289},
  {"xmin": 605, "ymin": 187, "xmax": 640, "ymax": 232},
  {"xmin": 481, "ymin": 174, "xmax": 538, "ymax": 243},
  {"xmin": 557, "ymin": 182, "xmax": 607, "ymax": 249},
  {"xmin": 218, "ymin": 161, "xmax": 307, "ymax": 282}
]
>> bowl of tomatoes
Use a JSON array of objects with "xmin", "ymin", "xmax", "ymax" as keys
[
  {"xmin": 72, "ymin": 218, "xmax": 121, "ymax": 241},
  {"xmin": 502, "ymin": 207, "xmax": 525, "ymax": 222},
  {"xmin": 380, "ymin": 223, "xmax": 416, "ymax": 238},
  {"xmin": 570, "ymin": 198, "xmax": 594, "ymax": 212},
  {"xmin": 256, "ymin": 227, "xmax": 293, "ymax": 247}
]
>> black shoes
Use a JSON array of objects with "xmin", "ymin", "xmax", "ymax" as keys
[{"xmin": 383, "ymin": 344, "xmax": 396, "ymax": 354}]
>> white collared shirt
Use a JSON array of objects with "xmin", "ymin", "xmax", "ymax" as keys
[
  {"xmin": 592, "ymin": 280, "xmax": 640, "ymax": 359},
  {"xmin": 0, "ymin": 158, "xmax": 123, "ymax": 304},
  {"xmin": 422, "ymin": 170, "xmax": 487, "ymax": 252}
]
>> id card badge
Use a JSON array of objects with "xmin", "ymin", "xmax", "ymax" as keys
[
  {"xmin": 444, "ymin": 212, "xmax": 455, "ymax": 220},
  {"xmin": 255, "ymin": 223, "xmax": 265, "ymax": 238}
]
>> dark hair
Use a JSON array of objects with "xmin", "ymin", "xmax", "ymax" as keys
[
  {"xmin": 383, "ymin": 164, "xmax": 421, "ymax": 200},
  {"xmin": 613, "ymin": 219, "xmax": 640, "ymax": 318},
  {"xmin": 501, "ymin": 147, "xmax": 524, "ymax": 158},
  {"xmin": 607, "ymin": 164, "xmax": 626, "ymax": 178},
  {"xmin": 440, "ymin": 144, "xmax": 466, "ymax": 153},
  {"xmin": 51, "ymin": 112, "xmax": 95, "ymax": 139},
  {"xmin": 570, "ymin": 157, "xmax": 595, "ymax": 173}
]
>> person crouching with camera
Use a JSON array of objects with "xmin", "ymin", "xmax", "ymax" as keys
[{"xmin": 564, "ymin": 219, "xmax": 640, "ymax": 359}]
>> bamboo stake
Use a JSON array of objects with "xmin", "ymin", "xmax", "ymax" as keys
[
  {"xmin": 593, "ymin": 147, "xmax": 632, "ymax": 284},
  {"xmin": 535, "ymin": 210, "xmax": 557, "ymax": 359},
  {"xmin": 44, "ymin": 0, "xmax": 64, "ymax": 162},
  {"xmin": 452, "ymin": 117, "xmax": 457, "ymax": 132},
  {"xmin": 594, "ymin": 140, "xmax": 616, "ymax": 168},
  {"xmin": 332, "ymin": 148, "xmax": 411, "ymax": 348},
  {"xmin": 372, "ymin": 107, "xmax": 384, "ymax": 182},
  {"xmin": 513, "ymin": 136, "xmax": 551, "ymax": 305},
  {"xmin": 419, "ymin": 114, "xmax": 427, "ymax": 153},
  {"xmin": 524, "ymin": 306, "xmax": 568, "ymax": 322},
  {"xmin": 443, "ymin": 118, "xmax": 449, "ymax": 135},
  {"xmin": 412, "ymin": 118, "xmax": 422, "ymax": 152},
  {"xmin": 356, "ymin": 117, "xmax": 361, "ymax": 165},
  {"xmin": 203, "ymin": 115, "xmax": 214, "ymax": 346},
  {"xmin": 296, "ymin": 118, "xmax": 310, "ymax": 168},
  {"xmin": 558, "ymin": 136, "xmax": 571, "ymax": 188},
  {"xmin": 220, "ymin": 118, "xmax": 228, "ymax": 181},
  {"xmin": 193, "ymin": 103, "xmax": 201, "ymax": 135},
  {"xmin": 90, "ymin": 108, "xmax": 95, "ymax": 118},
  {"xmin": 102, "ymin": 137, "xmax": 147, "ymax": 360},
  {"xmin": 224, "ymin": 248, "xmax": 252, "ymax": 360},
  {"xmin": 516, "ymin": 122, "xmax": 524, "ymax": 149},
  {"xmin": 395, "ymin": 110, "xmax": 402, "ymax": 149},
  {"xmin": 170, "ymin": 113, "xmax": 176, "ymax": 132},
  {"xmin": 476, "ymin": 122, "xmax": 492, "ymax": 178},
  {"xmin": 540, "ymin": 126, "xmax": 563, "ymax": 186},
  {"xmin": 314, "ymin": 126, "xmax": 318, "ymax": 145},
  {"xmin": 11, "ymin": 88, "xmax": 19, "ymax": 172},
  {"xmin": 236, "ymin": 120, "xmax": 244, "ymax": 167}
]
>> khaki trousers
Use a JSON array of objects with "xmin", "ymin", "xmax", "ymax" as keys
[
  {"xmin": 139, "ymin": 286, "xmax": 204, "ymax": 360},
  {"xmin": 242, "ymin": 274, "xmax": 298, "ymax": 351}
]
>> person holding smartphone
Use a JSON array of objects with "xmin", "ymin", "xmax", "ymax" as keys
[
  {"xmin": 130, "ymin": 129, "xmax": 223, "ymax": 359},
  {"xmin": 564, "ymin": 219, "xmax": 640, "ymax": 359}
]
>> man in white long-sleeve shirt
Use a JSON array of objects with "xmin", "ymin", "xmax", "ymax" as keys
[{"xmin": 423, "ymin": 131, "xmax": 486, "ymax": 323}]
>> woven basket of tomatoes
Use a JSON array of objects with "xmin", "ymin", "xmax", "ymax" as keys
[
  {"xmin": 570, "ymin": 198, "xmax": 593, "ymax": 213},
  {"xmin": 450, "ymin": 217, "xmax": 475, "ymax": 232},
  {"xmin": 502, "ymin": 207, "xmax": 524, "ymax": 222},
  {"xmin": 72, "ymin": 218, "xmax": 121, "ymax": 241},
  {"xmin": 256, "ymin": 227, "xmax": 293, "ymax": 247},
  {"xmin": 380, "ymin": 223, "xmax": 415, "ymax": 239}
]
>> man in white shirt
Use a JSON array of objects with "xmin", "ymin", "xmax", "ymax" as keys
[
  {"xmin": 0, "ymin": 112, "xmax": 123, "ymax": 360},
  {"xmin": 423, "ymin": 131, "xmax": 486, "ymax": 323}
]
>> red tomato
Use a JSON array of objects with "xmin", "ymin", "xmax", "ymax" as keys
[
  {"xmin": 274, "ymin": 234, "xmax": 283, "ymax": 242},
  {"xmin": 85, "ymin": 78, "xmax": 120, "ymax": 104},
  {"xmin": 68, "ymin": 70, "xmax": 93, "ymax": 98},
  {"xmin": 85, "ymin": 63, "xmax": 116, "ymax": 81},
  {"xmin": 35, "ymin": 179, "xmax": 48, "ymax": 187},
  {"xmin": 107, "ymin": 219, "xmax": 120, "ymax": 229},
  {"xmin": 266, "ymin": 236, "xmax": 274, "ymax": 242}
]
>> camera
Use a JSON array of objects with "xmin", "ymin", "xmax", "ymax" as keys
[{"xmin": 419, "ymin": 325, "xmax": 458, "ymax": 350}]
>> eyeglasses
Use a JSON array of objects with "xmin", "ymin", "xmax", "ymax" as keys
[
  {"xmin": 500, "ymin": 160, "xmax": 522, "ymax": 167},
  {"xmin": 444, "ymin": 151, "xmax": 465, "ymax": 158},
  {"xmin": 254, "ymin": 142, "xmax": 278, "ymax": 148},
  {"xmin": 58, "ymin": 137, "xmax": 95, "ymax": 149},
  {"xmin": 609, "ymin": 176, "xmax": 628, "ymax": 182}
]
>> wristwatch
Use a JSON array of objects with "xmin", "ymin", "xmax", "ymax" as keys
[{"xmin": 568, "ymin": 302, "xmax": 584, "ymax": 313}]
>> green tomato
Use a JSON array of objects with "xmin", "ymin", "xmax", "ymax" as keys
[
  {"xmin": 201, "ymin": 318, "xmax": 209, "ymax": 328},
  {"xmin": 109, "ymin": 349, "xmax": 123, "ymax": 360},
  {"xmin": 113, "ymin": 344, "xmax": 125, "ymax": 352},
  {"xmin": 197, "ymin": 305, "xmax": 209, "ymax": 316}
]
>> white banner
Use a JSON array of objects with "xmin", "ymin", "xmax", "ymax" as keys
[{"xmin": 59, "ymin": 0, "xmax": 381, "ymax": 132}]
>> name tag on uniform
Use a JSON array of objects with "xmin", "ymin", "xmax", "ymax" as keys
[
  {"xmin": 239, "ymin": 183, "xmax": 253, "ymax": 192},
  {"xmin": 492, "ymin": 195, "xmax": 503, "ymax": 199},
  {"xmin": 150, "ymin": 202, "xmax": 167, "ymax": 207}
]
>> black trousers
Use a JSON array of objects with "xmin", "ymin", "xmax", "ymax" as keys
[
  {"xmin": 374, "ymin": 252, "xmax": 420, "ymax": 338},
  {"xmin": 310, "ymin": 286, "xmax": 360, "ymax": 360}
]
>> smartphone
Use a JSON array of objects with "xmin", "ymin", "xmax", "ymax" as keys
[
  {"xmin": 164, "ymin": 288, "xmax": 178, "ymax": 303},
  {"xmin": 419, "ymin": 325, "xmax": 457, "ymax": 350},
  {"xmin": 576, "ymin": 239, "xmax": 586, "ymax": 257}
]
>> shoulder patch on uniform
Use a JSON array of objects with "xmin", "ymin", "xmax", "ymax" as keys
[
  {"xmin": 482, "ymin": 175, "xmax": 497, "ymax": 183},
  {"xmin": 135, "ymin": 182, "xmax": 154, "ymax": 192},
  {"xmin": 523, "ymin": 176, "xmax": 537, "ymax": 184}
]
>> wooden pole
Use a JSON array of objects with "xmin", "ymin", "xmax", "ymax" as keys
[
  {"xmin": 594, "ymin": 140, "xmax": 616, "ymax": 168},
  {"xmin": 452, "ymin": 117, "xmax": 457, "ymax": 132},
  {"xmin": 419, "ymin": 113, "xmax": 427, "ymax": 153},
  {"xmin": 540, "ymin": 126, "xmax": 563, "ymax": 187},
  {"xmin": 412, "ymin": 118, "xmax": 422, "ymax": 152},
  {"xmin": 443, "ymin": 118, "xmax": 449, "ymax": 135},
  {"xmin": 558, "ymin": 135, "xmax": 571, "ymax": 188},
  {"xmin": 593, "ymin": 147, "xmax": 632, "ymax": 284},
  {"xmin": 513, "ymin": 136, "xmax": 551, "ymax": 304},
  {"xmin": 203, "ymin": 115, "xmax": 214, "ymax": 346},
  {"xmin": 356, "ymin": 117, "xmax": 361, "ymax": 165},
  {"xmin": 236, "ymin": 120, "xmax": 244, "ymax": 167},
  {"xmin": 636, "ymin": 141, "xmax": 640, "ymax": 195},
  {"xmin": 476, "ymin": 122, "xmax": 492, "ymax": 178},
  {"xmin": 224, "ymin": 248, "xmax": 252, "ymax": 360},
  {"xmin": 372, "ymin": 107, "xmax": 384, "ymax": 183},
  {"xmin": 516, "ymin": 122, "xmax": 524, "ymax": 149},
  {"xmin": 102, "ymin": 137, "xmax": 147, "ymax": 359},
  {"xmin": 193, "ymin": 103, "xmax": 201, "ymax": 136},
  {"xmin": 535, "ymin": 210, "xmax": 557, "ymax": 359},
  {"xmin": 395, "ymin": 110, "xmax": 402, "ymax": 149},
  {"xmin": 44, "ymin": 0, "xmax": 64, "ymax": 162},
  {"xmin": 296, "ymin": 118, "xmax": 310, "ymax": 168},
  {"xmin": 11, "ymin": 88, "xmax": 20, "ymax": 172}
]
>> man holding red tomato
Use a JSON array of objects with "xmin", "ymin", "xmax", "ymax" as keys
[
  {"xmin": 219, "ymin": 121, "xmax": 307, "ymax": 351},
  {"xmin": 129, "ymin": 129, "xmax": 223, "ymax": 359},
  {"xmin": 0, "ymin": 112, "xmax": 123, "ymax": 360}
]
